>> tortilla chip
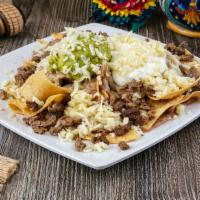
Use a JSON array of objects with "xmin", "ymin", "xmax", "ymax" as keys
[
  {"xmin": 20, "ymin": 70, "xmax": 70, "ymax": 101},
  {"xmin": 106, "ymin": 130, "xmax": 139, "ymax": 144},
  {"xmin": 180, "ymin": 91, "xmax": 200, "ymax": 104},
  {"xmin": 83, "ymin": 129, "xmax": 139, "ymax": 144},
  {"xmin": 142, "ymin": 95, "xmax": 184, "ymax": 131},
  {"xmin": 143, "ymin": 90, "xmax": 200, "ymax": 131},
  {"xmin": 152, "ymin": 108, "xmax": 176, "ymax": 129},
  {"xmin": 149, "ymin": 77, "xmax": 200, "ymax": 101},
  {"xmin": 8, "ymin": 94, "xmax": 66, "ymax": 116}
]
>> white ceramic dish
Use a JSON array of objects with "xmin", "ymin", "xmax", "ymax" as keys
[{"xmin": 0, "ymin": 23, "xmax": 199, "ymax": 169}]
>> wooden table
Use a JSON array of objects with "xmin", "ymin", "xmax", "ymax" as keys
[{"xmin": 0, "ymin": 0, "xmax": 200, "ymax": 199}]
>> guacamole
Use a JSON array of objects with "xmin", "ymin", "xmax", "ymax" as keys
[{"xmin": 48, "ymin": 29, "xmax": 111, "ymax": 81}]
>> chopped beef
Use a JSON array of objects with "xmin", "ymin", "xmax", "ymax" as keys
[
  {"xmin": 122, "ymin": 107, "xmax": 140, "ymax": 119},
  {"xmin": 192, "ymin": 80, "xmax": 200, "ymax": 91},
  {"xmin": 0, "ymin": 89, "xmax": 8, "ymax": 100},
  {"xmin": 47, "ymin": 38, "xmax": 61, "ymax": 47},
  {"xmin": 121, "ymin": 93, "xmax": 133, "ymax": 104},
  {"xmin": 15, "ymin": 65, "xmax": 36, "ymax": 87},
  {"xmin": 139, "ymin": 100, "xmax": 151, "ymax": 111},
  {"xmin": 118, "ymin": 141, "xmax": 129, "ymax": 150},
  {"xmin": 136, "ymin": 110, "xmax": 150, "ymax": 125},
  {"xmin": 126, "ymin": 101, "xmax": 139, "ymax": 108},
  {"xmin": 114, "ymin": 124, "xmax": 131, "ymax": 136},
  {"xmin": 180, "ymin": 54, "xmax": 194, "ymax": 62},
  {"xmin": 58, "ymin": 76, "xmax": 72, "ymax": 87},
  {"xmin": 75, "ymin": 137, "xmax": 86, "ymax": 152},
  {"xmin": 179, "ymin": 65, "xmax": 186, "ymax": 75},
  {"xmin": 101, "ymin": 78, "xmax": 110, "ymax": 93},
  {"xmin": 31, "ymin": 114, "xmax": 57, "ymax": 127},
  {"xmin": 91, "ymin": 128, "xmax": 111, "ymax": 135},
  {"xmin": 46, "ymin": 72, "xmax": 73, "ymax": 88},
  {"xmin": 24, "ymin": 107, "xmax": 81, "ymax": 135},
  {"xmin": 120, "ymin": 80, "xmax": 142, "ymax": 91},
  {"xmin": 32, "ymin": 126, "xmax": 48, "ymax": 134},
  {"xmin": 109, "ymin": 91, "xmax": 120, "ymax": 105},
  {"xmin": 175, "ymin": 47, "xmax": 185, "ymax": 56},
  {"xmin": 107, "ymin": 79, "xmax": 153, "ymax": 126},
  {"xmin": 41, "ymin": 51, "xmax": 50, "ymax": 58},
  {"xmin": 167, "ymin": 42, "xmax": 194, "ymax": 62},
  {"xmin": 122, "ymin": 107, "xmax": 150, "ymax": 125},
  {"xmin": 145, "ymin": 38, "xmax": 150, "ymax": 42},
  {"xmin": 26, "ymin": 101, "xmax": 40, "ymax": 112},
  {"xmin": 31, "ymin": 54, "xmax": 41, "ymax": 62},
  {"xmin": 92, "ymin": 135, "xmax": 109, "ymax": 145},
  {"xmin": 178, "ymin": 41, "xmax": 188, "ymax": 49},
  {"xmin": 108, "ymin": 76, "xmax": 118, "ymax": 91},
  {"xmin": 100, "ymin": 136, "xmax": 109, "ymax": 145},
  {"xmin": 48, "ymin": 102, "xmax": 65, "ymax": 113},
  {"xmin": 165, "ymin": 42, "xmax": 188, "ymax": 56},
  {"xmin": 147, "ymin": 110, "xmax": 155, "ymax": 119},
  {"xmin": 23, "ymin": 115, "xmax": 40, "ymax": 125},
  {"xmin": 180, "ymin": 65, "xmax": 199, "ymax": 79},
  {"xmin": 99, "ymin": 65, "xmax": 119, "ymax": 95},
  {"xmin": 31, "ymin": 50, "xmax": 50, "ymax": 62},
  {"xmin": 143, "ymin": 85, "xmax": 155, "ymax": 96},
  {"xmin": 187, "ymin": 67, "xmax": 200, "ymax": 79},
  {"xmin": 100, "ymin": 65, "xmax": 115, "ymax": 93},
  {"xmin": 60, "ymin": 116, "xmax": 82, "ymax": 128},
  {"xmin": 14, "ymin": 74, "xmax": 25, "ymax": 87},
  {"xmin": 32, "ymin": 51, "xmax": 50, "ymax": 62},
  {"xmin": 23, "ymin": 111, "xmax": 58, "ymax": 134},
  {"xmin": 165, "ymin": 43, "xmax": 176, "ymax": 53},
  {"xmin": 112, "ymin": 100, "xmax": 125, "ymax": 111},
  {"xmin": 85, "ymin": 80, "xmax": 98, "ymax": 95},
  {"xmin": 49, "ymin": 125, "xmax": 63, "ymax": 136},
  {"xmin": 110, "ymin": 80, "xmax": 143, "ymax": 109},
  {"xmin": 99, "ymin": 31, "xmax": 108, "ymax": 37}
]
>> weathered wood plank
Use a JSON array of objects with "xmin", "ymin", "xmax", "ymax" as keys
[{"xmin": 0, "ymin": 0, "xmax": 200, "ymax": 199}]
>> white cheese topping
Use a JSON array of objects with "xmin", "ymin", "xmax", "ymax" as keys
[{"xmin": 108, "ymin": 33, "xmax": 195, "ymax": 98}]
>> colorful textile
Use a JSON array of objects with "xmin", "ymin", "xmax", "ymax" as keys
[{"xmin": 92, "ymin": 0, "xmax": 156, "ymax": 31}]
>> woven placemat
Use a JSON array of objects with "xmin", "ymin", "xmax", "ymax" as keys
[{"xmin": 0, "ymin": 155, "xmax": 19, "ymax": 192}]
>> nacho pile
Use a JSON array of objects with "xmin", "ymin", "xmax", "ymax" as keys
[{"xmin": 1, "ymin": 28, "xmax": 200, "ymax": 152}]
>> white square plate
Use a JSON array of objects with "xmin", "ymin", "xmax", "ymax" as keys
[{"xmin": 0, "ymin": 23, "xmax": 199, "ymax": 169}]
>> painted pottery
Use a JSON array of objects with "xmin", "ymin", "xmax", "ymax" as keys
[{"xmin": 159, "ymin": 0, "xmax": 200, "ymax": 37}]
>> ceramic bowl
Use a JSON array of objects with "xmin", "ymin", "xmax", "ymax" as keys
[{"xmin": 159, "ymin": 0, "xmax": 200, "ymax": 37}]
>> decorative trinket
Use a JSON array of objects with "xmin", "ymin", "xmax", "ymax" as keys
[
  {"xmin": 159, "ymin": 0, "xmax": 200, "ymax": 37},
  {"xmin": 91, "ymin": 0, "xmax": 156, "ymax": 32},
  {"xmin": 0, "ymin": 3, "xmax": 24, "ymax": 37}
]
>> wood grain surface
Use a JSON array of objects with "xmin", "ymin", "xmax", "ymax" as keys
[{"xmin": 0, "ymin": 0, "xmax": 200, "ymax": 199}]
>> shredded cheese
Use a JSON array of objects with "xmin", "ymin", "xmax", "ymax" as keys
[
  {"xmin": 83, "ymin": 142, "xmax": 109, "ymax": 153},
  {"xmin": 60, "ymin": 90, "xmax": 127, "ymax": 139},
  {"xmin": 32, "ymin": 96, "xmax": 44, "ymax": 106},
  {"xmin": 176, "ymin": 104, "xmax": 185, "ymax": 115}
]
